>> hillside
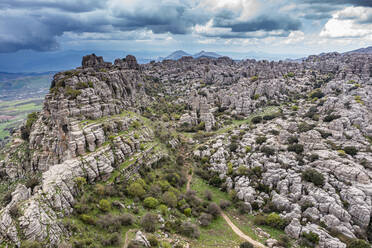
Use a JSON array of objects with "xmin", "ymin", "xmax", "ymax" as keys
[{"xmin": 0, "ymin": 53, "xmax": 371, "ymax": 248}]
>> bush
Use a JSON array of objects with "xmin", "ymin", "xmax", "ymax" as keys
[
  {"xmin": 101, "ymin": 232, "xmax": 122, "ymax": 246},
  {"xmin": 287, "ymin": 144, "xmax": 304, "ymax": 154},
  {"xmin": 287, "ymin": 136, "xmax": 298, "ymax": 144},
  {"xmin": 240, "ymin": 242, "xmax": 253, "ymax": 248},
  {"xmin": 20, "ymin": 241, "xmax": 43, "ymax": 248},
  {"xmin": 302, "ymin": 169, "xmax": 325, "ymax": 187},
  {"xmin": 99, "ymin": 199, "xmax": 111, "ymax": 212},
  {"xmin": 251, "ymin": 116, "xmax": 262, "ymax": 124},
  {"xmin": 128, "ymin": 182, "xmax": 146, "ymax": 198},
  {"xmin": 199, "ymin": 213, "xmax": 213, "ymax": 227},
  {"xmin": 323, "ymin": 114, "xmax": 341, "ymax": 122},
  {"xmin": 148, "ymin": 235, "xmax": 159, "ymax": 247},
  {"xmin": 26, "ymin": 176, "xmax": 40, "ymax": 191},
  {"xmin": 65, "ymin": 86, "xmax": 81, "ymax": 99},
  {"xmin": 302, "ymin": 231, "xmax": 319, "ymax": 244},
  {"xmin": 266, "ymin": 213, "xmax": 287, "ymax": 229},
  {"xmin": 204, "ymin": 190, "xmax": 213, "ymax": 201},
  {"xmin": 184, "ymin": 208, "xmax": 192, "ymax": 217},
  {"xmin": 141, "ymin": 213, "xmax": 158, "ymax": 232},
  {"xmin": 162, "ymin": 191, "xmax": 177, "ymax": 208},
  {"xmin": 260, "ymin": 146, "xmax": 275, "ymax": 156},
  {"xmin": 344, "ymin": 146, "xmax": 358, "ymax": 156},
  {"xmin": 219, "ymin": 200, "xmax": 231, "ymax": 210},
  {"xmin": 309, "ymin": 89, "xmax": 324, "ymax": 99},
  {"xmin": 347, "ymin": 239, "xmax": 370, "ymax": 248},
  {"xmin": 255, "ymin": 136, "xmax": 267, "ymax": 145},
  {"xmin": 298, "ymin": 122, "xmax": 315, "ymax": 133},
  {"xmin": 143, "ymin": 197, "xmax": 159, "ymax": 209},
  {"xmin": 277, "ymin": 235, "xmax": 290, "ymax": 248},
  {"xmin": 207, "ymin": 202, "xmax": 221, "ymax": 218},
  {"xmin": 179, "ymin": 222, "xmax": 200, "ymax": 239},
  {"xmin": 229, "ymin": 142, "xmax": 239, "ymax": 152},
  {"xmin": 253, "ymin": 214, "xmax": 267, "ymax": 225},
  {"xmin": 120, "ymin": 213, "xmax": 135, "ymax": 225},
  {"xmin": 80, "ymin": 214, "xmax": 96, "ymax": 225},
  {"xmin": 237, "ymin": 166, "xmax": 249, "ymax": 176},
  {"xmin": 21, "ymin": 112, "xmax": 38, "ymax": 140}
]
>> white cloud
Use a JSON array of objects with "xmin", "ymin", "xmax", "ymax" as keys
[
  {"xmin": 284, "ymin": 31, "xmax": 305, "ymax": 44},
  {"xmin": 320, "ymin": 6, "xmax": 372, "ymax": 38}
]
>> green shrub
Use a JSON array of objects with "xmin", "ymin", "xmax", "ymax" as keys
[
  {"xmin": 253, "ymin": 214, "xmax": 267, "ymax": 225},
  {"xmin": 309, "ymin": 89, "xmax": 324, "ymax": 99},
  {"xmin": 148, "ymin": 235, "xmax": 159, "ymax": 247},
  {"xmin": 287, "ymin": 136, "xmax": 298, "ymax": 144},
  {"xmin": 323, "ymin": 114, "xmax": 341, "ymax": 122},
  {"xmin": 261, "ymin": 146, "xmax": 275, "ymax": 156},
  {"xmin": 141, "ymin": 213, "xmax": 158, "ymax": 232},
  {"xmin": 207, "ymin": 202, "xmax": 221, "ymax": 218},
  {"xmin": 65, "ymin": 86, "xmax": 81, "ymax": 99},
  {"xmin": 143, "ymin": 197, "xmax": 159, "ymax": 209},
  {"xmin": 99, "ymin": 199, "xmax": 111, "ymax": 212},
  {"xmin": 184, "ymin": 208, "xmax": 192, "ymax": 217},
  {"xmin": 199, "ymin": 213, "xmax": 213, "ymax": 227},
  {"xmin": 179, "ymin": 222, "xmax": 200, "ymax": 239},
  {"xmin": 347, "ymin": 239, "xmax": 371, "ymax": 248},
  {"xmin": 255, "ymin": 136, "xmax": 267, "ymax": 144},
  {"xmin": 302, "ymin": 169, "xmax": 325, "ymax": 187},
  {"xmin": 240, "ymin": 241, "xmax": 254, "ymax": 248},
  {"xmin": 162, "ymin": 191, "xmax": 177, "ymax": 208},
  {"xmin": 287, "ymin": 144, "xmax": 304, "ymax": 154},
  {"xmin": 219, "ymin": 200, "xmax": 231, "ymax": 209},
  {"xmin": 245, "ymin": 146, "xmax": 252, "ymax": 153},
  {"xmin": 298, "ymin": 122, "xmax": 315, "ymax": 132},
  {"xmin": 250, "ymin": 76, "xmax": 258, "ymax": 82},
  {"xmin": 302, "ymin": 231, "xmax": 319, "ymax": 244},
  {"xmin": 251, "ymin": 116, "xmax": 262, "ymax": 124},
  {"xmin": 128, "ymin": 182, "xmax": 146, "ymax": 198},
  {"xmin": 237, "ymin": 166, "xmax": 250, "ymax": 176},
  {"xmin": 20, "ymin": 241, "xmax": 43, "ymax": 248},
  {"xmin": 267, "ymin": 213, "xmax": 287, "ymax": 229},
  {"xmin": 344, "ymin": 146, "xmax": 358, "ymax": 156},
  {"xmin": 76, "ymin": 82, "xmax": 88, "ymax": 89},
  {"xmin": 229, "ymin": 142, "xmax": 239, "ymax": 152},
  {"xmin": 80, "ymin": 214, "xmax": 96, "ymax": 225},
  {"xmin": 101, "ymin": 232, "xmax": 122, "ymax": 246}
]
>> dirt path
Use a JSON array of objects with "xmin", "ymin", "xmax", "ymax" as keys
[
  {"xmin": 221, "ymin": 212, "xmax": 268, "ymax": 248},
  {"xmin": 123, "ymin": 229, "xmax": 136, "ymax": 248},
  {"xmin": 186, "ymin": 170, "xmax": 193, "ymax": 191}
]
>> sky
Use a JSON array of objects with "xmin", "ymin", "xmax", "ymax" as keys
[{"xmin": 1, "ymin": 0, "xmax": 372, "ymax": 61}]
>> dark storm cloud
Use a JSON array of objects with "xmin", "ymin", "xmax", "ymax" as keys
[
  {"xmin": 215, "ymin": 16, "xmax": 301, "ymax": 32},
  {"xmin": 299, "ymin": 0, "xmax": 372, "ymax": 7},
  {"xmin": 0, "ymin": 0, "xmax": 106, "ymax": 13},
  {"xmin": 0, "ymin": 0, "xmax": 305, "ymax": 53},
  {"xmin": 112, "ymin": 4, "xmax": 209, "ymax": 35}
]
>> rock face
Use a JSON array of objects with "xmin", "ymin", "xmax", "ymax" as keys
[{"xmin": 0, "ymin": 52, "xmax": 372, "ymax": 247}]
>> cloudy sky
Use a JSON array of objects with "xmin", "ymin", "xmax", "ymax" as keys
[{"xmin": 1, "ymin": 0, "xmax": 372, "ymax": 58}]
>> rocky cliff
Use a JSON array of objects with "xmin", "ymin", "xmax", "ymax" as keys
[{"xmin": 0, "ymin": 52, "xmax": 371, "ymax": 247}]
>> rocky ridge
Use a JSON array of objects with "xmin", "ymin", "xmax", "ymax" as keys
[{"xmin": 0, "ymin": 52, "xmax": 371, "ymax": 247}]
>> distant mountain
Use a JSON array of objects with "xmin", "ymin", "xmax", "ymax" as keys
[
  {"xmin": 164, "ymin": 50, "xmax": 222, "ymax": 60},
  {"xmin": 164, "ymin": 50, "xmax": 191, "ymax": 60},
  {"xmin": 344, "ymin": 46, "xmax": 372, "ymax": 54},
  {"xmin": 193, "ymin": 50, "xmax": 222, "ymax": 59}
]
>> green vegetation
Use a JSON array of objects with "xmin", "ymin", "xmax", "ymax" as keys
[{"xmin": 302, "ymin": 169, "xmax": 325, "ymax": 187}]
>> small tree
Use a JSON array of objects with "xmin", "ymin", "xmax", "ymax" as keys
[
  {"xmin": 143, "ymin": 197, "xmax": 159, "ymax": 209},
  {"xmin": 162, "ymin": 191, "xmax": 177, "ymax": 208},
  {"xmin": 141, "ymin": 213, "xmax": 158, "ymax": 232},
  {"xmin": 302, "ymin": 169, "xmax": 325, "ymax": 187},
  {"xmin": 207, "ymin": 202, "xmax": 220, "ymax": 218},
  {"xmin": 128, "ymin": 182, "xmax": 146, "ymax": 198}
]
